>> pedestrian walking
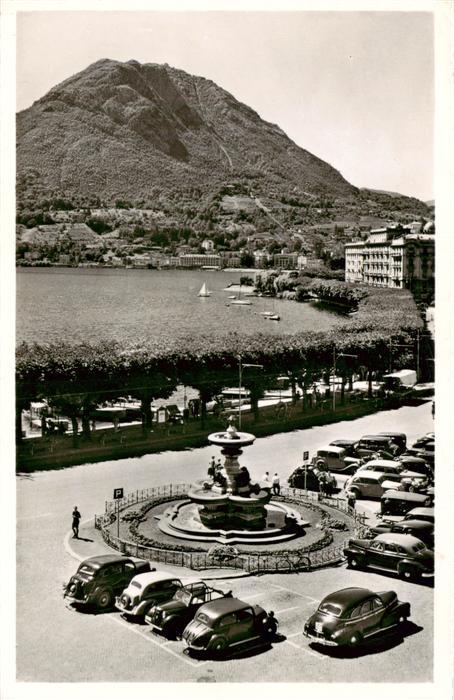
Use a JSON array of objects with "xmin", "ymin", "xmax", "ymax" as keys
[
  {"xmin": 72, "ymin": 506, "xmax": 81, "ymax": 538},
  {"xmin": 272, "ymin": 472, "xmax": 280, "ymax": 495},
  {"xmin": 208, "ymin": 456, "xmax": 216, "ymax": 478},
  {"xmin": 347, "ymin": 491, "xmax": 356, "ymax": 511},
  {"xmin": 262, "ymin": 471, "xmax": 270, "ymax": 484}
]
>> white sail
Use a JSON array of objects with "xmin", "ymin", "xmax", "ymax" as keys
[{"xmin": 198, "ymin": 282, "xmax": 211, "ymax": 297}]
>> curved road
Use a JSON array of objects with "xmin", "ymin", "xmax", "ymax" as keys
[{"xmin": 15, "ymin": 402, "xmax": 435, "ymax": 682}]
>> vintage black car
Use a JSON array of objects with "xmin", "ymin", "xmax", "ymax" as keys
[
  {"xmin": 63, "ymin": 554, "xmax": 153, "ymax": 610},
  {"xmin": 344, "ymin": 533, "xmax": 434, "ymax": 580},
  {"xmin": 368, "ymin": 519, "xmax": 434, "ymax": 549},
  {"xmin": 304, "ymin": 587, "xmax": 410, "ymax": 647},
  {"xmin": 378, "ymin": 432, "xmax": 407, "ymax": 453},
  {"xmin": 145, "ymin": 581, "xmax": 232, "ymax": 638},
  {"xmin": 380, "ymin": 489, "xmax": 432, "ymax": 516},
  {"xmin": 288, "ymin": 465, "xmax": 326, "ymax": 492},
  {"xmin": 182, "ymin": 597, "xmax": 278, "ymax": 654},
  {"xmin": 403, "ymin": 507, "xmax": 435, "ymax": 525}
]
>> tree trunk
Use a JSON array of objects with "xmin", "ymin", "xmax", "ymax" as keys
[
  {"xmin": 141, "ymin": 397, "xmax": 153, "ymax": 435},
  {"xmin": 341, "ymin": 377, "xmax": 346, "ymax": 405},
  {"xmin": 70, "ymin": 415, "xmax": 79, "ymax": 448},
  {"xmin": 81, "ymin": 405, "xmax": 91, "ymax": 439},
  {"xmin": 16, "ymin": 403, "xmax": 24, "ymax": 443},
  {"xmin": 348, "ymin": 373, "xmax": 353, "ymax": 392},
  {"xmin": 200, "ymin": 400, "xmax": 207, "ymax": 429},
  {"xmin": 290, "ymin": 375, "xmax": 298, "ymax": 405},
  {"xmin": 367, "ymin": 370, "xmax": 373, "ymax": 398}
]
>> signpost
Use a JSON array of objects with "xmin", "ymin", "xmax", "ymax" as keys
[
  {"xmin": 113, "ymin": 488, "xmax": 124, "ymax": 538},
  {"xmin": 302, "ymin": 452, "xmax": 309, "ymax": 494}
]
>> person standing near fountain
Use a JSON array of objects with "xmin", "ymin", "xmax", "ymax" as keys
[{"xmin": 272, "ymin": 473, "xmax": 280, "ymax": 495}]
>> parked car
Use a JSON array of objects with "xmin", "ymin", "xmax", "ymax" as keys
[
  {"xmin": 63, "ymin": 555, "xmax": 153, "ymax": 610},
  {"xmin": 329, "ymin": 439, "xmax": 359, "ymax": 458},
  {"xmin": 378, "ymin": 432, "xmax": 407, "ymax": 453},
  {"xmin": 355, "ymin": 435, "xmax": 399, "ymax": 459},
  {"xmin": 355, "ymin": 459, "xmax": 404, "ymax": 478},
  {"xmin": 115, "ymin": 572, "xmax": 199, "ymax": 620},
  {"xmin": 403, "ymin": 507, "xmax": 435, "ymax": 525},
  {"xmin": 145, "ymin": 581, "xmax": 232, "ymax": 638},
  {"xmin": 182, "ymin": 597, "xmax": 278, "ymax": 655},
  {"xmin": 344, "ymin": 533, "xmax": 434, "ymax": 580},
  {"xmin": 288, "ymin": 465, "xmax": 336, "ymax": 493},
  {"xmin": 398, "ymin": 456, "xmax": 434, "ymax": 481},
  {"xmin": 368, "ymin": 519, "xmax": 434, "ymax": 549},
  {"xmin": 304, "ymin": 587, "xmax": 410, "ymax": 647},
  {"xmin": 311, "ymin": 446, "xmax": 361, "ymax": 474},
  {"xmin": 344, "ymin": 471, "xmax": 404, "ymax": 500},
  {"xmin": 380, "ymin": 490, "xmax": 432, "ymax": 517},
  {"xmin": 411, "ymin": 434, "xmax": 435, "ymax": 450}
]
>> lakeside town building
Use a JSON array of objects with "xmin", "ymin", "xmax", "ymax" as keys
[{"xmin": 345, "ymin": 226, "xmax": 435, "ymax": 298}]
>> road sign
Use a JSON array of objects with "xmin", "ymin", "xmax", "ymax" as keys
[
  {"xmin": 303, "ymin": 451, "xmax": 309, "ymax": 461},
  {"xmin": 113, "ymin": 488, "xmax": 124, "ymax": 500}
]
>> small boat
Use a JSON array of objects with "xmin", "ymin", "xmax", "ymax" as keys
[
  {"xmin": 260, "ymin": 311, "xmax": 274, "ymax": 317},
  {"xmin": 265, "ymin": 314, "xmax": 280, "ymax": 321},
  {"xmin": 198, "ymin": 282, "xmax": 211, "ymax": 297},
  {"xmin": 231, "ymin": 299, "xmax": 252, "ymax": 306},
  {"xmin": 228, "ymin": 295, "xmax": 236, "ymax": 299}
]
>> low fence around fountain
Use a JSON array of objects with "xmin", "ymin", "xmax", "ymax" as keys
[{"xmin": 95, "ymin": 483, "xmax": 366, "ymax": 574}]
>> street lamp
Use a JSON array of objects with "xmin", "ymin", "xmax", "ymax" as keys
[
  {"xmin": 332, "ymin": 348, "xmax": 358, "ymax": 412},
  {"xmin": 238, "ymin": 356, "xmax": 264, "ymax": 428}
]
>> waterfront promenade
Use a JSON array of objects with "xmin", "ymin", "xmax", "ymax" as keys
[{"xmin": 16, "ymin": 392, "xmax": 411, "ymax": 472}]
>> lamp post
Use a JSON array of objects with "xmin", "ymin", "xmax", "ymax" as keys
[
  {"xmin": 238, "ymin": 356, "xmax": 264, "ymax": 428},
  {"xmin": 332, "ymin": 349, "xmax": 358, "ymax": 412}
]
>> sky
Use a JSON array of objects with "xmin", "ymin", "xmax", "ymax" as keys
[{"xmin": 14, "ymin": 9, "xmax": 435, "ymax": 201}]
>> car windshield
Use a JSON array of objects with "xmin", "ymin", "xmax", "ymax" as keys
[
  {"xmin": 318, "ymin": 602, "xmax": 342, "ymax": 617},
  {"xmin": 78, "ymin": 564, "xmax": 95, "ymax": 576},
  {"xmin": 174, "ymin": 589, "xmax": 192, "ymax": 604}
]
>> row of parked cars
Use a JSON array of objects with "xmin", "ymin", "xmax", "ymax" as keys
[{"xmin": 64, "ymin": 553, "xmax": 413, "ymax": 653}]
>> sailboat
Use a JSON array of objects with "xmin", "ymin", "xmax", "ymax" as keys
[{"xmin": 198, "ymin": 282, "xmax": 211, "ymax": 297}]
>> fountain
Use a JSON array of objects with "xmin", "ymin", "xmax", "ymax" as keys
[{"xmin": 157, "ymin": 417, "xmax": 309, "ymax": 545}]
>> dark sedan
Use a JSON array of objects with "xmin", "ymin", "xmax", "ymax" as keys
[
  {"xmin": 368, "ymin": 519, "xmax": 434, "ymax": 549},
  {"xmin": 344, "ymin": 533, "xmax": 434, "ymax": 580},
  {"xmin": 304, "ymin": 587, "xmax": 410, "ymax": 647}
]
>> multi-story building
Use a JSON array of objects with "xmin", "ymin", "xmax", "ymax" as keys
[
  {"xmin": 178, "ymin": 254, "xmax": 221, "ymax": 268},
  {"xmin": 345, "ymin": 227, "xmax": 435, "ymax": 299},
  {"xmin": 273, "ymin": 253, "xmax": 299, "ymax": 270}
]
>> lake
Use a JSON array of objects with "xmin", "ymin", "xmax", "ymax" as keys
[{"xmin": 16, "ymin": 268, "xmax": 346, "ymax": 345}]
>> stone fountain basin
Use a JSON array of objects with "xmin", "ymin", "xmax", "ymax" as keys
[
  {"xmin": 208, "ymin": 430, "xmax": 255, "ymax": 448},
  {"xmin": 188, "ymin": 485, "xmax": 271, "ymax": 506}
]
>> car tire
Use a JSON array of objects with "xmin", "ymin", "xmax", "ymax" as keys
[
  {"xmin": 165, "ymin": 620, "xmax": 181, "ymax": 640},
  {"xmin": 210, "ymin": 637, "xmax": 227, "ymax": 653},
  {"xmin": 96, "ymin": 589, "xmax": 113, "ymax": 610}
]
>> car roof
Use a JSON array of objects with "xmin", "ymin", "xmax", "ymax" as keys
[
  {"xmin": 362, "ymin": 459, "xmax": 399, "ymax": 468},
  {"xmin": 330, "ymin": 439, "xmax": 357, "ymax": 446},
  {"xmin": 374, "ymin": 533, "xmax": 424, "ymax": 547},
  {"xmin": 80, "ymin": 554, "xmax": 131, "ymax": 568},
  {"xmin": 359, "ymin": 435, "xmax": 392, "ymax": 442},
  {"xmin": 407, "ymin": 507, "xmax": 435, "ymax": 517},
  {"xmin": 379, "ymin": 432, "xmax": 406, "ymax": 438},
  {"xmin": 320, "ymin": 587, "xmax": 375, "ymax": 610},
  {"xmin": 352, "ymin": 471, "xmax": 389, "ymax": 480},
  {"xmin": 197, "ymin": 597, "xmax": 251, "ymax": 619},
  {"xmin": 318, "ymin": 446, "xmax": 344, "ymax": 454},
  {"xmin": 129, "ymin": 571, "xmax": 176, "ymax": 587},
  {"xmin": 396, "ymin": 520, "xmax": 433, "ymax": 530},
  {"xmin": 382, "ymin": 490, "xmax": 429, "ymax": 502}
]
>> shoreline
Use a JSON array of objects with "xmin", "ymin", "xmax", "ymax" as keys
[{"xmin": 16, "ymin": 394, "xmax": 426, "ymax": 473}]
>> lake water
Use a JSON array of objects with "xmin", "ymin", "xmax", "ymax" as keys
[{"xmin": 16, "ymin": 268, "xmax": 346, "ymax": 345}]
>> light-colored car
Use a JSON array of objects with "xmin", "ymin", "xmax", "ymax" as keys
[
  {"xmin": 115, "ymin": 571, "xmax": 202, "ymax": 619},
  {"xmin": 355, "ymin": 459, "xmax": 426, "ymax": 486},
  {"xmin": 345, "ymin": 471, "xmax": 404, "ymax": 500},
  {"xmin": 311, "ymin": 446, "xmax": 361, "ymax": 475}
]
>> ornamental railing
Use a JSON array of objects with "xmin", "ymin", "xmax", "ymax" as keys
[{"xmin": 95, "ymin": 483, "xmax": 362, "ymax": 574}]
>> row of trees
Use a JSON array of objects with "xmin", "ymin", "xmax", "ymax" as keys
[{"xmin": 16, "ymin": 331, "xmax": 422, "ymax": 447}]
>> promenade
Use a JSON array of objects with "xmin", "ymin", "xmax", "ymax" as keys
[{"xmin": 17, "ymin": 392, "xmax": 416, "ymax": 472}]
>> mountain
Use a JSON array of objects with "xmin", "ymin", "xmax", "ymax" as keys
[
  {"xmin": 17, "ymin": 58, "xmax": 355, "ymax": 204},
  {"xmin": 16, "ymin": 58, "xmax": 431, "ymax": 239}
]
